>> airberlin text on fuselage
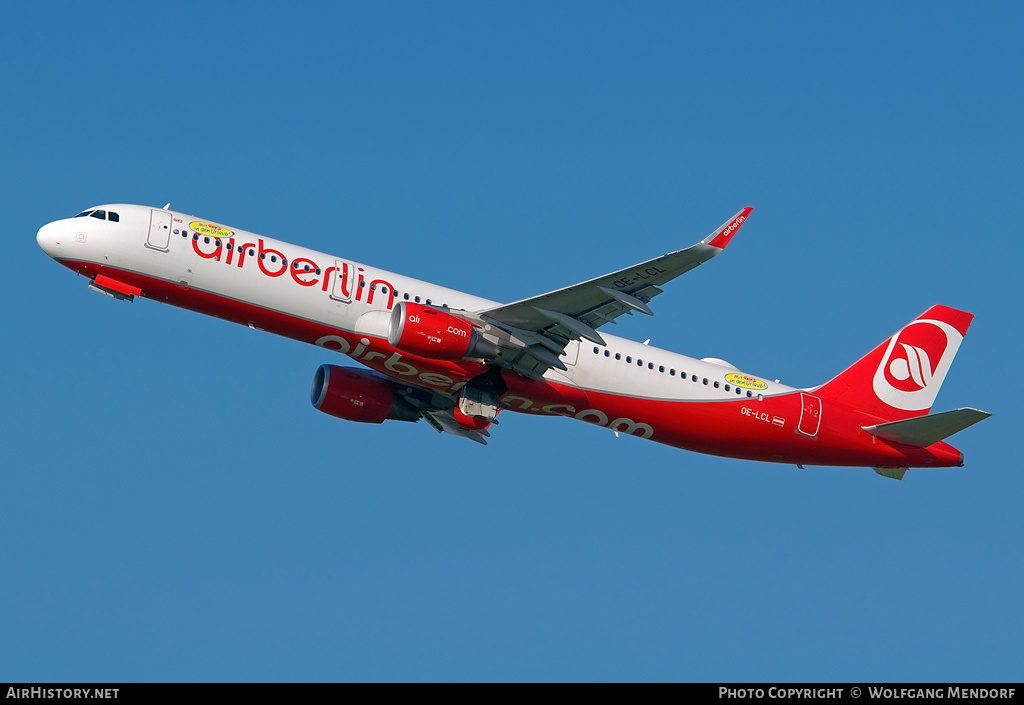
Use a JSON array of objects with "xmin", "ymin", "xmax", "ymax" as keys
[
  {"xmin": 189, "ymin": 222, "xmax": 655, "ymax": 440},
  {"xmin": 314, "ymin": 333, "xmax": 655, "ymax": 439},
  {"xmin": 188, "ymin": 225, "xmax": 397, "ymax": 308}
]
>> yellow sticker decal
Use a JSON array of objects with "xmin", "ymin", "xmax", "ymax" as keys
[
  {"xmin": 190, "ymin": 221, "xmax": 235, "ymax": 239},
  {"xmin": 725, "ymin": 373, "xmax": 768, "ymax": 390}
]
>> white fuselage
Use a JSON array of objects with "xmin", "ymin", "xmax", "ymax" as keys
[
  {"xmin": 37, "ymin": 204, "xmax": 794, "ymax": 407},
  {"xmin": 40, "ymin": 203, "xmax": 971, "ymax": 471}
]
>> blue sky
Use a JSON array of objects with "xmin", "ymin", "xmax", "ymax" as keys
[{"xmin": 3, "ymin": 1, "xmax": 1021, "ymax": 682}]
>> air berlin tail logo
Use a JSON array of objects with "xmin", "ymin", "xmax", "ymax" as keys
[
  {"xmin": 887, "ymin": 343, "xmax": 934, "ymax": 392},
  {"xmin": 872, "ymin": 318, "xmax": 962, "ymax": 411}
]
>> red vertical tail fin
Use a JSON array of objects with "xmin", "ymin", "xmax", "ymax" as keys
[{"xmin": 814, "ymin": 305, "xmax": 974, "ymax": 422}]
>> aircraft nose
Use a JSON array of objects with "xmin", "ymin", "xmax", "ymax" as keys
[{"xmin": 36, "ymin": 221, "xmax": 62, "ymax": 258}]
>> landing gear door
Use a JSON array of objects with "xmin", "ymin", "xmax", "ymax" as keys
[
  {"xmin": 329, "ymin": 260, "xmax": 353, "ymax": 302},
  {"xmin": 146, "ymin": 209, "xmax": 172, "ymax": 251},
  {"xmin": 798, "ymin": 393, "xmax": 822, "ymax": 438}
]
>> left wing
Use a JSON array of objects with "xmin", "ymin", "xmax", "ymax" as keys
[{"xmin": 472, "ymin": 208, "xmax": 752, "ymax": 375}]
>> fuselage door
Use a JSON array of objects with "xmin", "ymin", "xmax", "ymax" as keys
[
  {"xmin": 797, "ymin": 393, "xmax": 822, "ymax": 438},
  {"xmin": 329, "ymin": 260, "xmax": 354, "ymax": 302},
  {"xmin": 146, "ymin": 209, "xmax": 172, "ymax": 251}
]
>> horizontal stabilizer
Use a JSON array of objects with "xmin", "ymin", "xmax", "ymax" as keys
[{"xmin": 863, "ymin": 407, "xmax": 991, "ymax": 448}]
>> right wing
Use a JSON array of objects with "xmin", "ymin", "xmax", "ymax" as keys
[{"xmin": 469, "ymin": 208, "xmax": 753, "ymax": 377}]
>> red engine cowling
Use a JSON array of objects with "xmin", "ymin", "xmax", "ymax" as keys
[
  {"xmin": 388, "ymin": 302, "xmax": 497, "ymax": 361},
  {"xmin": 310, "ymin": 365, "xmax": 419, "ymax": 424}
]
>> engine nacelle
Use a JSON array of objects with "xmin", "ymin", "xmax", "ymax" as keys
[
  {"xmin": 388, "ymin": 302, "xmax": 498, "ymax": 361},
  {"xmin": 310, "ymin": 365, "xmax": 419, "ymax": 424}
]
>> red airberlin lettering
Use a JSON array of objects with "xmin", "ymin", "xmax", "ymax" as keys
[
  {"xmin": 192, "ymin": 235, "xmax": 394, "ymax": 308},
  {"xmin": 192, "ymin": 234, "xmax": 223, "ymax": 261},
  {"xmin": 289, "ymin": 258, "xmax": 320, "ymax": 287},
  {"xmin": 257, "ymin": 240, "xmax": 287, "ymax": 278}
]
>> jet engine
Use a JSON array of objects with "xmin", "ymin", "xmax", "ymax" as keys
[
  {"xmin": 388, "ymin": 302, "xmax": 498, "ymax": 361},
  {"xmin": 310, "ymin": 365, "xmax": 420, "ymax": 424}
]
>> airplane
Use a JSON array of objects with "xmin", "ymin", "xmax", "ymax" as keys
[{"xmin": 36, "ymin": 204, "xmax": 990, "ymax": 480}]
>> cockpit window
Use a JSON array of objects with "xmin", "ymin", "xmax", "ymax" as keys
[{"xmin": 73, "ymin": 208, "xmax": 118, "ymax": 221}]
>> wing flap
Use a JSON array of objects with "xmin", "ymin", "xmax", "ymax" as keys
[
  {"xmin": 422, "ymin": 410, "xmax": 490, "ymax": 444},
  {"xmin": 863, "ymin": 407, "xmax": 991, "ymax": 447}
]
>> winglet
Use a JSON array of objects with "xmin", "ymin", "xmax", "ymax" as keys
[{"xmin": 705, "ymin": 207, "xmax": 753, "ymax": 249}]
